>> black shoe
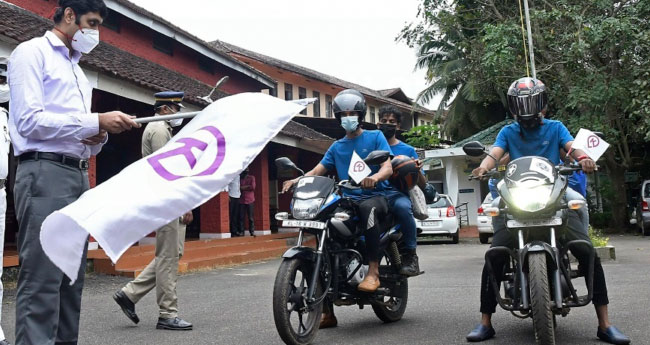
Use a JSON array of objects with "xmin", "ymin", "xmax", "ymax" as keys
[
  {"xmin": 0, "ymin": 339, "xmax": 11, "ymax": 345},
  {"xmin": 156, "ymin": 317, "xmax": 193, "ymax": 331},
  {"xmin": 113, "ymin": 290, "xmax": 139, "ymax": 324},
  {"xmin": 399, "ymin": 252, "xmax": 420, "ymax": 276},
  {"xmin": 250, "ymin": 232, "xmax": 256, "ymax": 237}
]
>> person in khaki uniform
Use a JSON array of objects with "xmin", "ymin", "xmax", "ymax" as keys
[{"xmin": 113, "ymin": 91, "xmax": 193, "ymax": 331}]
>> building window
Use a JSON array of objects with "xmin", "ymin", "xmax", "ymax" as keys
[
  {"xmin": 198, "ymin": 56, "xmax": 215, "ymax": 74},
  {"xmin": 269, "ymin": 87, "xmax": 277, "ymax": 97},
  {"xmin": 101, "ymin": 9, "xmax": 121, "ymax": 32},
  {"xmin": 298, "ymin": 87, "xmax": 307, "ymax": 114},
  {"xmin": 153, "ymin": 33, "xmax": 174, "ymax": 56},
  {"xmin": 326, "ymin": 94, "xmax": 333, "ymax": 118},
  {"xmin": 284, "ymin": 83, "xmax": 293, "ymax": 100},
  {"xmin": 369, "ymin": 106, "xmax": 375, "ymax": 124},
  {"xmin": 312, "ymin": 91, "xmax": 321, "ymax": 117}
]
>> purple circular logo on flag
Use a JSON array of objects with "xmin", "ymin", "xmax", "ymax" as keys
[{"xmin": 148, "ymin": 126, "xmax": 226, "ymax": 181}]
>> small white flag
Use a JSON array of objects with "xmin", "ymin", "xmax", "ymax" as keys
[
  {"xmin": 40, "ymin": 93, "xmax": 310, "ymax": 283},
  {"xmin": 348, "ymin": 150, "xmax": 371, "ymax": 184},
  {"xmin": 572, "ymin": 128, "xmax": 610, "ymax": 161}
]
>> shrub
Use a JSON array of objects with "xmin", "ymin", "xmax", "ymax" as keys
[{"xmin": 589, "ymin": 226, "xmax": 609, "ymax": 247}]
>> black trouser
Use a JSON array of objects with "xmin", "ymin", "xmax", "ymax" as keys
[
  {"xmin": 229, "ymin": 197, "xmax": 240, "ymax": 235},
  {"xmin": 480, "ymin": 190, "xmax": 609, "ymax": 314},
  {"xmin": 14, "ymin": 159, "xmax": 90, "ymax": 345},
  {"xmin": 239, "ymin": 203, "xmax": 255, "ymax": 234},
  {"xmin": 355, "ymin": 196, "xmax": 389, "ymax": 262}
]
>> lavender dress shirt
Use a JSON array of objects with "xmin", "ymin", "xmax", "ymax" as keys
[{"xmin": 8, "ymin": 31, "xmax": 104, "ymax": 159}]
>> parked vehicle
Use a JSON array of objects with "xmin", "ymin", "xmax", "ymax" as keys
[
  {"xmin": 477, "ymin": 193, "xmax": 495, "ymax": 244},
  {"xmin": 463, "ymin": 141, "xmax": 596, "ymax": 345},
  {"xmin": 415, "ymin": 194, "xmax": 460, "ymax": 243},
  {"xmin": 272, "ymin": 151, "xmax": 413, "ymax": 345},
  {"xmin": 634, "ymin": 180, "xmax": 650, "ymax": 236}
]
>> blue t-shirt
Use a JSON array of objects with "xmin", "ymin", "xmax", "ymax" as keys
[
  {"xmin": 494, "ymin": 119, "xmax": 574, "ymax": 164},
  {"xmin": 390, "ymin": 141, "xmax": 418, "ymax": 159},
  {"xmin": 568, "ymin": 171, "xmax": 587, "ymax": 197},
  {"xmin": 320, "ymin": 130, "xmax": 392, "ymax": 198}
]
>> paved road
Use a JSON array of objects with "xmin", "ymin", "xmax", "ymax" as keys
[{"xmin": 2, "ymin": 235, "xmax": 648, "ymax": 344}]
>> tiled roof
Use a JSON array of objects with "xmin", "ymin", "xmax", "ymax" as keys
[
  {"xmin": 211, "ymin": 40, "xmax": 435, "ymax": 116},
  {"xmin": 281, "ymin": 120, "xmax": 333, "ymax": 142},
  {"xmin": 107, "ymin": 0, "xmax": 274, "ymax": 87},
  {"xmin": 0, "ymin": 1, "xmax": 225, "ymax": 106},
  {"xmin": 451, "ymin": 120, "xmax": 513, "ymax": 148},
  {"xmin": 0, "ymin": 2, "xmax": 326, "ymax": 141}
]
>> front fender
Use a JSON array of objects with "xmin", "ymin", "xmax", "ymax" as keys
[
  {"xmin": 282, "ymin": 246, "xmax": 317, "ymax": 262},
  {"xmin": 521, "ymin": 241, "xmax": 558, "ymax": 271}
]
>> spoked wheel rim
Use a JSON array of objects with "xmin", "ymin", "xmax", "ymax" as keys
[{"xmin": 285, "ymin": 263, "xmax": 320, "ymax": 338}]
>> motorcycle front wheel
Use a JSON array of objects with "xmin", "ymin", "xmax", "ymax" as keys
[
  {"xmin": 371, "ymin": 242, "xmax": 409, "ymax": 323},
  {"xmin": 528, "ymin": 252, "xmax": 556, "ymax": 345},
  {"xmin": 273, "ymin": 258, "xmax": 323, "ymax": 345}
]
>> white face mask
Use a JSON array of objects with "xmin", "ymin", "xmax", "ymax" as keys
[
  {"xmin": 71, "ymin": 28, "xmax": 99, "ymax": 54},
  {"xmin": 0, "ymin": 84, "xmax": 9, "ymax": 103},
  {"xmin": 168, "ymin": 118, "xmax": 183, "ymax": 127}
]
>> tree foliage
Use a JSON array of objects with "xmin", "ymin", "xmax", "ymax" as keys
[
  {"xmin": 403, "ymin": 124, "xmax": 441, "ymax": 150},
  {"xmin": 400, "ymin": 0, "xmax": 650, "ymax": 229}
]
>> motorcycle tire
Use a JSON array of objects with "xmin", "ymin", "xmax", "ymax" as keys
[
  {"xmin": 528, "ymin": 252, "xmax": 556, "ymax": 345},
  {"xmin": 372, "ymin": 244, "xmax": 408, "ymax": 323},
  {"xmin": 273, "ymin": 258, "xmax": 323, "ymax": 345}
]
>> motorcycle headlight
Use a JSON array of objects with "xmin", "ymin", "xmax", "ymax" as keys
[
  {"xmin": 509, "ymin": 181, "xmax": 554, "ymax": 212},
  {"xmin": 291, "ymin": 198, "xmax": 324, "ymax": 219}
]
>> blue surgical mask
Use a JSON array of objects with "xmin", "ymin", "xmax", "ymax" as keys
[{"xmin": 340, "ymin": 116, "xmax": 359, "ymax": 133}]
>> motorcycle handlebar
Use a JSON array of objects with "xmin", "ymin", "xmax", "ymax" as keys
[{"xmin": 338, "ymin": 180, "xmax": 361, "ymax": 190}]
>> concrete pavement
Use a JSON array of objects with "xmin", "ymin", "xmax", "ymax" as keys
[{"xmin": 1, "ymin": 235, "xmax": 648, "ymax": 344}]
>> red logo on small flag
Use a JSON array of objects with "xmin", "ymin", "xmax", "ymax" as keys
[{"xmin": 587, "ymin": 135, "xmax": 600, "ymax": 149}]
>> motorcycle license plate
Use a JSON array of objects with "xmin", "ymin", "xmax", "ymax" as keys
[
  {"xmin": 282, "ymin": 220, "xmax": 326, "ymax": 230},
  {"xmin": 507, "ymin": 217, "xmax": 562, "ymax": 228}
]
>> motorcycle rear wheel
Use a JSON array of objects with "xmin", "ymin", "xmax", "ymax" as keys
[
  {"xmin": 372, "ymin": 243, "xmax": 409, "ymax": 323},
  {"xmin": 528, "ymin": 252, "xmax": 556, "ymax": 345},
  {"xmin": 273, "ymin": 258, "xmax": 323, "ymax": 345}
]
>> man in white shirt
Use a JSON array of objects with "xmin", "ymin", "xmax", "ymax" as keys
[
  {"xmin": 227, "ymin": 176, "xmax": 242, "ymax": 236},
  {"xmin": 0, "ymin": 56, "xmax": 11, "ymax": 345}
]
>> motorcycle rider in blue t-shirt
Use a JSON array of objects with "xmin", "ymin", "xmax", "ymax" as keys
[
  {"xmin": 376, "ymin": 105, "xmax": 427, "ymax": 276},
  {"xmin": 466, "ymin": 78, "xmax": 629, "ymax": 345},
  {"xmin": 281, "ymin": 89, "xmax": 393, "ymax": 329}
]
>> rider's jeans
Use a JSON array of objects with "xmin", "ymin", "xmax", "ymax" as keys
[
  {"xmin": 386, "ymin": 190, "xmax": 417, "ymax": 251},
  {"xmin": 479, "ymin": 188, "xmax": 609, "ymax": 314}
]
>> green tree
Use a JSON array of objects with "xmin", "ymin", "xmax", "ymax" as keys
[
  {"xmin": 401, "ymin": 0, "xmax": 650, "ymax": 230},
  {"xmin": 403, "ymin": 124, "xmax": 441, "ymax": 150}
]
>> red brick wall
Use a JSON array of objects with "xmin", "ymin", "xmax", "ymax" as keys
[
  {"xmin": 200, "ymin": 192, "xmax": 230, "ymax": 234},
  {"xmin": 6, "ymin": 0, "xmax": 264, "ymax": 95}
]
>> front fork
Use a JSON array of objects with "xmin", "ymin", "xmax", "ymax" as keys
[
  {"xmin": 517, "ymin": 228, "xmax": 562, "ymax": 309},
  {"xmin": 307, "ymin": 231, "xmax": 328, "ymax": 303}
]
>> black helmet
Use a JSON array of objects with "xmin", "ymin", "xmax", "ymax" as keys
[
  {"xmin": 507, "ymin": 77, "xmax": 548, "ymax": 129},
  {"xmin": 332, "ymin": 89, "xmax": 367, "ymax": 122},
  {"xmin": 390, "ymin": 155, "xmax": 420, "ymax": 193},
  {"xmin": 423, "ymin": 183, "xmax": 438, "ymax": 204}
]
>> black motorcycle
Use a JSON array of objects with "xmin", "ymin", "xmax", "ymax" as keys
[
  {"xmin": 463, "ymin": 141, "xmax": 596, "ymax": 345},
  {"xmin": 272, "ymin": 151, "xmax": 410, "ymax": 345}
]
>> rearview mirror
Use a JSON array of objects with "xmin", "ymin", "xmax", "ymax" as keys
[
  {"xmin": 364, "ymin": 150, "xmax": 391, "ymax": 166},
  {"xmin": 275, "ymin": 157, "xmax": 304, "ymax": 175},
  {"xmin": 462, "ymin": 141, "xmax": 487, "ymax": 157}
]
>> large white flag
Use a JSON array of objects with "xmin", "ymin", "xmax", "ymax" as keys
[{"xmin": 40, "ymin": 93, "xmax": 310, "ymax": 283}]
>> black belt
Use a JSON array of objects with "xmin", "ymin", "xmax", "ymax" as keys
[{"xmin": 18, "ymin": 152, "xmax": 90, "ymax": 170}]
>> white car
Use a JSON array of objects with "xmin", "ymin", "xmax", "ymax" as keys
[
  {"xmin": 477, "ymin": 194, "xmax": 495, "ymax": 244},
  {"xmin": 415, "ymin": 194, "xmax": 460, "ymax": 244}
]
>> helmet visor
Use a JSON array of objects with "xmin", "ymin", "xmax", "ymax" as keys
[{"xmin": 508, "ymin": 93, "xmax": 546, "ymax": 117}]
